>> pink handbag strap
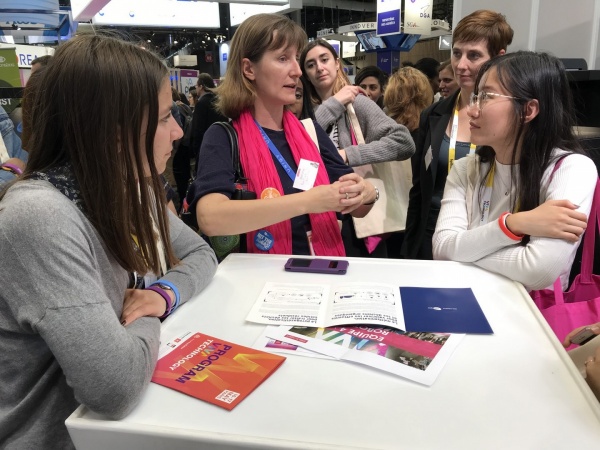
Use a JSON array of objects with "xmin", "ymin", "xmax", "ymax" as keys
[
  {"xmin": 549, "ymin": 157, "xmax": 600, "ymax": 304},
  {"xmin": 580, "ymin": 178, "xmax": 600, "ymax": 282}
]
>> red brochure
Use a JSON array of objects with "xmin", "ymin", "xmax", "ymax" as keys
[{"xmin": 152, "ymin": 332, "xmax": 285, "ymax": 410}]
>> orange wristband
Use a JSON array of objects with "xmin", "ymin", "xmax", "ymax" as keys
[{"xmin": 498, "ymin": 212, "xmax": 523, "ymax": 241}]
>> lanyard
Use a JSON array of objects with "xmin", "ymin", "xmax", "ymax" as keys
[
  {"xmin": 448, "ymin": 92, "xmax": 477, "ymax": 173},
  {"xmin": 479, "ymin": 163, "xmax": 495, "ymax": 225},
  {"xmin": 255, "ymin": 121, "xmax": 296, "ymax": 182}
]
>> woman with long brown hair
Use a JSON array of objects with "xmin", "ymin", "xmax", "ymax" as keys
[{"xmin": 0, "ymin": 33, "xmax": 217, "ymax": 448}]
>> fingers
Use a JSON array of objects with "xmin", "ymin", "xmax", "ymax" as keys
[
  {"xmin": 121, "ymin": 302, "xmax": 161, "ymax": 326},
  {"xmin": 121, "ymin": 289, "xmax": 167, "ymax": 326},
  {"xmin": 338, "ymin": 173, "xmax": 361, "ymax": 183},
  {"xmin": 547, "ymin": 199, "xmax": 580, "ymax": 210},
  {"xmin": 564, "ymin": 325, "xmax": 588, "ymax": 347}
]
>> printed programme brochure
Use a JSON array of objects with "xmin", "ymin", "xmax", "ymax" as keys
[{"xmin": 152, "ymin": 330, "xmax": 285, "ymax": 410}]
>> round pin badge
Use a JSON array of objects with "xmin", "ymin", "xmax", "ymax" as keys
[
  {"xmin": 261, "ymin": 187, "xmax": 281, "ymax": 199},
  {"xmin": 254, "ymin": 230, "xmax": 274, "ymax": 251}
]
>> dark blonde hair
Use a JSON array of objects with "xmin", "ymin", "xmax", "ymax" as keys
[
  {"xmin": 453, "ymin": 9, "xmax": 514, "ymax": 57},
  {"xmin": 300, "ymin": 39, "xmax": 350, "ymax": 104},
  {"xmin": 19, "ymin": 33, "xmax": 177, "ymax": 275},
  {"xmin": 384, "ymin": 67, "xmax": 433, "ymax": 131},
  {"xmin": 216, "ymin": 13, "xmax": 307, "ymax": 119}
]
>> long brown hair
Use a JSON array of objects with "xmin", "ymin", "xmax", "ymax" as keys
[
  {"xmin": 16, "ymin": 33, "xmax": 178, "ymax": 274},
  {"xmin": 300, "ymin": 39, "xmax": 350, "ymax": 104}
]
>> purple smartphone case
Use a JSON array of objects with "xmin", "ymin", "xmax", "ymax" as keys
[{"xmin": 284, "ymin": 258, "xmax": 349, "ymax": 274}]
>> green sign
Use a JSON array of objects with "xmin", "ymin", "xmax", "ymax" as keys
[{"xmin": 0, "ymin": 47, "xmax": 22, "ymax": 114}]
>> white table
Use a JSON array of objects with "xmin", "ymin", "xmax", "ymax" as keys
[{"xmin": 67, "ymin": 254, "xmax": 600, "ymax": 449}]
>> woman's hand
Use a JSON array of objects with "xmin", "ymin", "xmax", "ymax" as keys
[
  {"xmin": 564, "ymin": 323, "xmax": 600, "ymax": 348},
  {"xmin": 338, "ymin": 173, "xmax": 375, "ymax": 215},
  {"xmin": 121, "ymin": 288, "xmax": 171, "ymax": 326},
  {"xmin": 305, "ymin": 180, "xmax": 356, "ymax": 214},
  {"xmin": 332, "ymin": 85, "xmax": 366, "ymax": 106},
  {"xmin": 564, "ymin": 324, "xmax": 600, "ymax": 400},
  {"xmin": 506, "ymin": 200, "xmax": 587, "ymax": 243}
]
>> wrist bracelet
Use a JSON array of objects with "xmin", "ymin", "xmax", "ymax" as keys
[
  {"xmin": 152, "ymin": 280, "xmax": 180, "ymax": 310},
  {"xmin": 146, "ymin": 285, "xmax": 174, "ymax": 318},
  {"xmin": 1, "ymin": 163, "xmax": 22, "ymax": 175},
  {"xmin": 498, "ymin": 212, "xmax": 523, "ymax": 241},
  {"xmin": 364, "ymin": 187, "xmax": 379, "ymax": 206}
]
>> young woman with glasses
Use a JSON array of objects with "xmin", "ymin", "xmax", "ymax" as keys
[
  {"xmin": 402, "ymin": 10, "xmax": 514, "ymax": 260},
  {"xmin": 433, "ymin": 51, "xmax": 596, "ymax": 292}
]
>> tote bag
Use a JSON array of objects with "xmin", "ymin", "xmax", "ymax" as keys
[
  {"xmin": 346, "ymin": 104, "xmax": 411, "ymax": 238},
  {"xmin": 531, "ymin": 177, "xmax": 600, "ymax": 344}
]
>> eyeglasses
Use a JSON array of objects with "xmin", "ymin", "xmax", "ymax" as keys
[{"xmin": 469, "ymin": 91, "xmax": 522, "ymax": 111}]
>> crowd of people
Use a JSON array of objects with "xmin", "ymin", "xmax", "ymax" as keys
[{"xmin": 1, "ymin": 8, "xmax": 599, "ymax": 449}]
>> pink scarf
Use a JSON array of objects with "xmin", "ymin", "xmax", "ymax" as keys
[{"xmin": 233, "ymin": 109, "xmax": 345, "ymax": 256}]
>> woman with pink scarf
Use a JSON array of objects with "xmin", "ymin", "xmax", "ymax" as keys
[{"xmin": 187, "ymin": 14, "xmax": 376, "ymax": 257}]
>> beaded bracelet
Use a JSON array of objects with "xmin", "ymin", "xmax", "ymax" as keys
[
  {"xmin": 498, "ymin": 212, "xmax": 524, "ymax": 241},
  {"xmin": 146, "ymin": 285, "xmax": 174, "ymax": 318},
  {"xmin": 1, "ymin": 163, "xmax": 22, "ymax": 175}
]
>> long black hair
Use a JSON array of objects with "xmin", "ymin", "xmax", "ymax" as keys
[{"xmin": 475, "ymin": 51, "xmax": 584, "ymax": 221}]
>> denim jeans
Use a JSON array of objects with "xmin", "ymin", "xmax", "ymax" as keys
[{"xmin": 0, "ymin": 105, "xmax": 27, "ymax": 186}]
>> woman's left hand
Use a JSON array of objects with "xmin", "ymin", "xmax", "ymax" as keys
[
  {"xmin": 337, "ymin": 173, "xmax": 374, "ymax": 214},
  {"xmin": 121, "ymin": 288, "xmax": 169, "ymax": 326},
  {"xmin": 506, "ymin": 200, "xmax": 587, "ymax": 242}
]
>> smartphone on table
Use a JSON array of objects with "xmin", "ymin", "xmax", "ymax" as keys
[{"xmin": 284, "ymin": 258, "xmax": 349, "ymax": 275}]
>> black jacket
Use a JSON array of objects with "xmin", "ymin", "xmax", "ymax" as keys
[
  {"xmin": 191, "ymin": 91, "xmax": 227, "ymax": 159},
  {"xmin": 402, "ymin": 91, "xmax": 459, "ymax": 259}
]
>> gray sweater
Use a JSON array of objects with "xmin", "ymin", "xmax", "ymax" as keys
[
  {"xmin": 0, "ymin": 180, "xmax": 218, "ymax": 449},
  {"xmin": 314, "ymin": 94, "xmax": 415, "ymax": 166}
]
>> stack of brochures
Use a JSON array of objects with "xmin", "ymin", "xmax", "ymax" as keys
[{"xmin": 248, "ymin": 282, "xmax": 492, "ymax": 386}]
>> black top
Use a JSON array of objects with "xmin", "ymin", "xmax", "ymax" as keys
[
  {"xmin": 187, "ymin": 119, "xmax": 352, "ymax": 255},
  {"xmin": 191, "ymin": 92, "xmax": 227, "ymax": 157},
  {"xmin": 402, "ymin": 90, "xmax": 459, "ymax": 259}
]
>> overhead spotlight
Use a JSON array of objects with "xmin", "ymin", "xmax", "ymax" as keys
[
  {"xmin": 174, "ymin": 40, "xmax": 178, "ymax": 44},
  {"xmin": 147, "ymin": 39, "xmax": 151, "ymax": 43}
]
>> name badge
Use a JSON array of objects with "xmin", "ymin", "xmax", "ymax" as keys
[{"xmin": 293, "ymin": 158, "xmax": 319, "ymax": 191}]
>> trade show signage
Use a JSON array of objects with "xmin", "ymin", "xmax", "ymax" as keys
[{"xmin": 377, "ymin": 0, "xmax": 402, "ymax": 37}]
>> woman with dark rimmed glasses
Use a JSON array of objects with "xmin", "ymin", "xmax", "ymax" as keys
[{"xmin": 433, "ymin": 51, "xmax": 596, "ymax": 292}]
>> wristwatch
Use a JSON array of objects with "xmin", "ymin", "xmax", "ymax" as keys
[{"xmin": 364, "ymin": 187, "xmax": 379, "ymax": 206}]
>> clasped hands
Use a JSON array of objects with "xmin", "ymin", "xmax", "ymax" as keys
[{"xmin": 308, "ymin": 173, "xmax": 374, "ymax": 215}]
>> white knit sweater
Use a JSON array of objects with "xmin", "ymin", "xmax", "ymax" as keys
[{"xmin": 433, "ymin": 151, "xmax": 597, "ymax": 291}]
